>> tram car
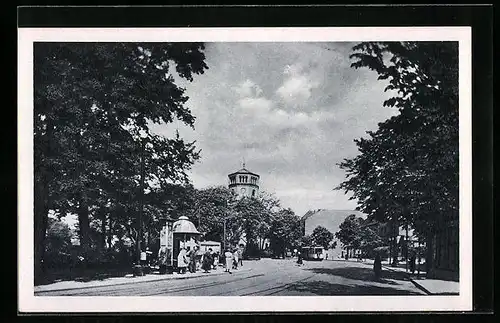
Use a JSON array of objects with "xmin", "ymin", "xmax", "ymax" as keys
[{"xmin": 301, "ymin": 246, "xmax": 325, "ymax": 261}]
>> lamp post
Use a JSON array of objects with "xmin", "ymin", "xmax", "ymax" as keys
[
  {"xmin": 134, "ymin": 138, "xmax": 146, "ymax": 276},
  {"xmin": 223, "ymin": 217, "xmax": 226, "ymax": 251}
]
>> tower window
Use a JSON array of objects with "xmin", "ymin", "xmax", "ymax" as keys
[{"xmin": 252, "ymin": 189, "xmax": 255, "ymax": 197}]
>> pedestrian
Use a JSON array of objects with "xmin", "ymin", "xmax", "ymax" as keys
[
  {"xmin": 201, "ymin": 248, "xmax": 212, "ymax": 273},
  {"xmin": 232, "ymin": 248, "xmax": 239, "ymax": 270},
  {"xmin": 238, "ymin": 247, "xmax": 243, "ymax": 267},
  {"xmin": 297, "ymin": 250, "xmax": 303, "ymax": 266},
  {"xmin": 409, "ymin": 252, "xmax": 416, "ymax": 274},
  {"xmin": 224, "ymin": 248, "xmax": 233, "ymax": 274},
  {"xmin": 213, "ymin": 251, "xmax": 219, "ymax": 269},
  {"xmin": 188, "ymin": 246, "xmax": 197, "ymax": 273},
  {"xmin": 177, "ymin": 247, "xmax": 188, "ymax": 274},
  {"xmin": 373, "ymin": 252, "xmax": 382, "ymax": 279}
]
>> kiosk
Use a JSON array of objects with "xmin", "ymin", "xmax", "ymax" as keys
[{"xmin": 158, "ymin": 215, "xmax": 201, "ymax": 274}]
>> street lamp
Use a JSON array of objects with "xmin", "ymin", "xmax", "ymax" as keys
[{"xmin": 134, "ymin": 136, "xmax": 147, "ymax": 276}]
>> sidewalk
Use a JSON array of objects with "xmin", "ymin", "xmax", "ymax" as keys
[
  {"xmin": 380, "ymin": 263, "xmax": 459, "ymax": 295},
  {"xmin": 330, "ymin": 258, "xmax": 459, "ymax": 295},
  {"xmin": 34, "ymin": 265, "xmax": 252, "ymax": 293}
]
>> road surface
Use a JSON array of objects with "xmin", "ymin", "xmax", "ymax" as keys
[{"xmin": 35, "ymin": 258, "xmax": 425, "ymax": 296}]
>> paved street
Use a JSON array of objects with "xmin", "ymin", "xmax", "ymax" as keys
[{"xmin": 35, "ymin": 259, "xmax": 425, "ymax": 296}]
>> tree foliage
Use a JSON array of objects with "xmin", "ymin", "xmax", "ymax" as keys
[
  {"xmin": 336, "ymin": 42, "xmax": 458, "ymax": 238},
  {"xmin": 336, "ymin": 215, "xmax": 384, "ymax": 257},
  {"xmin": 45, "ymin": 217, "xmax": 74, "ymax": 255},
  {"xmin": 34, "ymin": 42, "xmax": 208, "ymax": 283},
  {"xmin": 335, "ymin": 214, "xmax": 363, "ymax": 249},
  {"xmin": 268, "ymin": 208, "xmax": 302, "ymax": 257},
  {"xmin": 311, "ymin": 226, "xmax": 334, "ymax": 249},
  {"xmin": 192, "ymin": 186, "xmax": 237, "ymax": 243}
]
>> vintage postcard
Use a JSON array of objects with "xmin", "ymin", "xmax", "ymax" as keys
[{"xmin": 18, "ymin": 27, "xmax": 472, "ymax": 312}]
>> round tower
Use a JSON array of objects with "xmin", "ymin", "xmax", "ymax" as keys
[{"xmin": 228, "ymin": 163, "xmax": 260, "ymax": 198}]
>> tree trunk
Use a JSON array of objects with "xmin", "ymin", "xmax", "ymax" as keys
[
  {"xmin": 34, "ymin": 179, "xmax": 49, "ymax": 285},
  {"xmin": 107, "ymin": 217, "xmax": 113, "ymax": 249},
  {"xmin": 77, "ymin": 198, "xmax": 91, "ymax": 258},
  {"xmin": 100, "ymin": 210, "xmax": 106, "ymax": 251},
  {"xmin": 425, "ymin": 230, "xmax": 434, "ymax": 278}
]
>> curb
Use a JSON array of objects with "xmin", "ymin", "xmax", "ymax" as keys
[
  {"xmin": 382, "ymin": 265, "xmax": 432, "ymax": 295},
  {"xmin": 409, "ymin": 280, "xmax": 432, "ymax": 295},
  {"xmin": 35, "ymin": 267, "xmax": 253, "ymax": 293}
]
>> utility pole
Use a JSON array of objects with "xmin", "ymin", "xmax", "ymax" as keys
[
  {"xmin": 223, "ymin": 218, "xmax": 226, "ymax": 251},
  {"xmin": 405, "ymin": 222, "xmax": 409, "ymax": 273}
]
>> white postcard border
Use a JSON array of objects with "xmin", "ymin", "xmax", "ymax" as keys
[{"xmin": 18, "ymin": 27, "xmax": 472, "ymax": 312}]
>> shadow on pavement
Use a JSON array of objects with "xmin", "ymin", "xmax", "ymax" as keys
[
  {"xmin": 286, "ymin": 280, "xmax": 422, "ymax": 296},
  {"xmin": 305, "ymin": 267, "xmax": 409, "ymax": 285}
]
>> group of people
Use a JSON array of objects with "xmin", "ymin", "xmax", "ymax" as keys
[
  {"xmin": 223, "ymin": 247, "xmax": 243, "ymax": 274},
  {"xmin": 176, "ymin": 245, "xmax": 200, "ymax": 274},
  {"xmin": 176, "ymin": 245, "xmax": 243, "ymax": 275}
]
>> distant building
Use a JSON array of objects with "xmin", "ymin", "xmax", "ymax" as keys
[
  {"xmin": 301, "ymin": 209, "xmax": 366, "ymax": 259},
  {"xmin": 227, "ymin": 163, "xmax": 265, "ymax": 253},
  {"xmin": 228, "ymin": 163, "xmax": 260, "ymax": 199}
]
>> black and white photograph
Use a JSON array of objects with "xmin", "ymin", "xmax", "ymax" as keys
[{"xmin": 18, "ymin": 27, "xmax": 472, "ymax": 312}]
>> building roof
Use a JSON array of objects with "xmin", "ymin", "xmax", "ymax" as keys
[
  {"xmin": 301, "ymin": 209, "xmax": 367, "ymax": 237},
  {"xmin": 301, "ymin": 209, "xmax": 366, "ymax": 221},
  {"xmin": 172, "ymin": 216, "xmax": 200, "ymax": 234},
  {"xmin": 228, "ymin": 167, "xmax": 260, "ymax": 177}
]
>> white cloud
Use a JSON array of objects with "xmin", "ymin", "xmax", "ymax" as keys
[
  {"xmin": 149, "ymin": 43, "xmax": 396, "ymax": 215},
  {"xmin": 233, "ymin": 79, "xmax": 263, "ymax": 98},
  {"xmin": 276, "ymin": 63, "xmax": 320, "ymax": 104}
]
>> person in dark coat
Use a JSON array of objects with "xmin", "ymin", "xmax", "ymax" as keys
[
  {"xmin": 373, "ymin": 252, "xmax": 382, "ymax": 279},
  {"xmin": 296, "ymin": 250, "xmax": 303, "ymax": 265},
  {"xmin": 188, "ymin": 246, "xmax": 198, "ymax": 273},
  {"xmin": 201, "ymin": 249, "xmax": 213, "ymax": 273},
  {"xmin": 409, "ymin": 251, "xmax": 416, "ymax": 274}
]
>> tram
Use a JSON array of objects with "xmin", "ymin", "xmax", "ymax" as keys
[{"xmin": 301, "ymin": 246, "xmax": 325, "ymax": 261}]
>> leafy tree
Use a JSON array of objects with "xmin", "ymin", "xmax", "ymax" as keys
[
  {"xmin": 311, "ymin": 226, "xmax": 334, "ymax": 249},
  {"xmin": 269, "ymin": 208, "xmax": 302, "ymax": 257},
  {"xmin": 300, "ymin": 235, "xmax": 313, "ymax": 247},
  {"xmin": 357, "ymin": 223, "xmax": 384, "ymax": 257},
  {"xmin": 45, "ymin": 217, "xmax": 74, "ymax": 255},
  {"xmin": 336, "ymin": 42, "xmax": 458, "ymax": 273},
  {"xmin": 335, "ymin": 214, "xmax": 362, "ymax": 249},
  {"xmin": 192, "ymin": 186, "xmax": 237, "ymax": 243},
  {"xmin": 44, "ymin": 217, "xmax": 74, "ymax": 268},
  {"xmin": 34, "ymin": 42, "xmax": 208, "ymax": 283},
  {"xmin": 233, "ymin": 196, "xmax": 269, "ymax": 252},
  {"xmin": 254, "ymin": 192, "xmax": 281, "ymax": 250}
]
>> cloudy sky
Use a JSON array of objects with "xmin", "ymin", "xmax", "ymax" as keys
[{"xmin": 153, "ymin": 42, "xmax": 398, "ymax": 217}]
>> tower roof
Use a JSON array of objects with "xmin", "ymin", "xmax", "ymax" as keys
[{"xmin": 228, "ymin": 167, "xmax": 260, "ymax": 177}]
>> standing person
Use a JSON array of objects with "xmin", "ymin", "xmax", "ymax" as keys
[
  {"xmin": 185, "ymin": 246, "xmax": 191, "ymax": 271},
  {"xmin": 238, "ymin": 247, "xmax": 243, "ymax": 267},
  {"xmin": 201, "ymin": 248, "xmax": 212, "ymax": 273},
  {"xmin": 297, "ymin": 250, "xmax": 303, "ymax": 266},
  {"xmin": 213, "ymin": 251, "xmax": 219, "ymax": 269},
  {"xmin": 232, "ymin": 248, "xmax": 239, "ymax": 270},
  {"xmin": 189, "ymin": 246, "xmax": 198, "ymax": 273},
  {"xmin": 409, "ymin": 251, "xmax": 416, "ymax": 274},
  {"xmin": 177, "ymin": 247, "xmax": 188, "ymax": 274},
  {"xmin": 224, "ymin": 248, "xmax": 233, "ymax": 274},
  {"xmin": 373, "ymin": 252, "xmax": 382, "ymax": 279}
]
